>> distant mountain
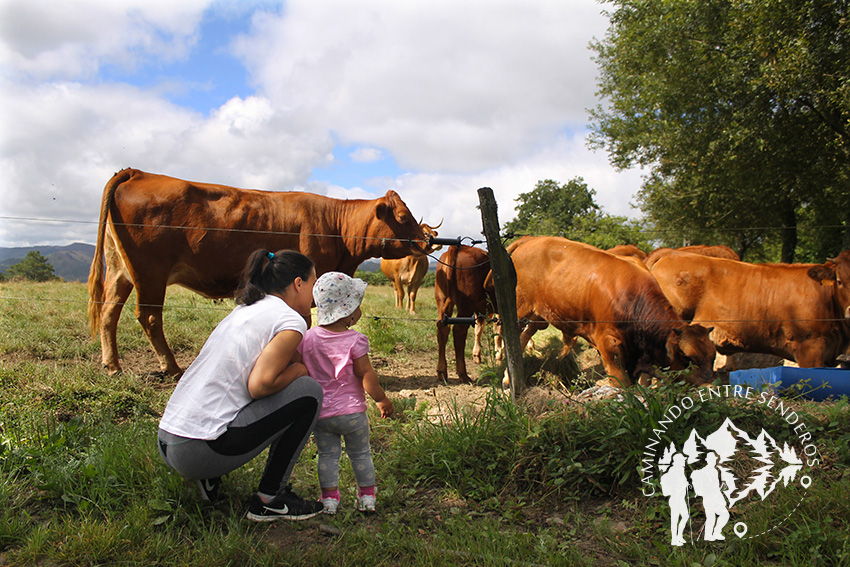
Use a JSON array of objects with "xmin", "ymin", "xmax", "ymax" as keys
[{"xmin": 0, "ymin": 243, "xmax": 95, "ymax": 282}]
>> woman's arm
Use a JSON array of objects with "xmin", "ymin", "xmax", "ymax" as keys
[
  {"xmin": 354, "ymin": 355, "xmax": 394, "ymax": 418},
  {"xmin": 247, "ymin": 330, "xmax": 307, "ymax": 399}
]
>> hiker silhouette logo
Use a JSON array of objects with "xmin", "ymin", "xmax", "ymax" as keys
[{"xmin": 641, "ymin": 386, "xmax": 818, "ymax": 546}]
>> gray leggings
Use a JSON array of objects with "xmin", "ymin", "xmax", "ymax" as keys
[
  {"xmin": 314, "ymin": 412, "xmax": 375, "ymax": 489},
  {"xmin": 158, "ymin": 376, "xmax": 322, "ymax": 496}
]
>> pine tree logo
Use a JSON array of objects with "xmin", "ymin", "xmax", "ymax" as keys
[{"xmin": 656, "ymin": 417, "xmax": 811, "ymax": 546}]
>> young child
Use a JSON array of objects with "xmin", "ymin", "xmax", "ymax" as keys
[{"xmin": 298, "ymin": 272, "xmax": 394, "ymax": 513}]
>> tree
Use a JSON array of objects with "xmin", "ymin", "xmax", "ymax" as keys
[
  {"xmin": 503, "ymin": 178, "xmax": 651, "ymax": 250},
  {"xmin": 7, "ymin": 251, "xmax": 57, "ymax": 282},
  {"xmin": 590, "ymin": 0, "xmax": 850, "ymax": 262}
]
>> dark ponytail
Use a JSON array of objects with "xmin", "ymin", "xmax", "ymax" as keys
[{"xmin": 235, "ymin": 249, "xmax": 314, "ymax": 306}]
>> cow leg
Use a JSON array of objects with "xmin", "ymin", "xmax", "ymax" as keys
[
  {"xmin": 436, "ymin": 317, "xmax": 452, "ymax": 382},
  {"xmin": 99, "ymin": 270, "xmax": 134, "ymax": 375},
  {"xmin": 558, "ymin": 332, "xmax": 578, "ymax": 359},
  {"xmin": 472, "ymin": 317, "xmax": 485, "ymax": 363},
  {"xmin": 392, "ymin": 280, "xmax": 404, "ymax": 310},
  {"xmin": 407, "ymin": 287, "xmax": 417, "ymax": 315},
  {"xmin": 453, "ymin": 323, "xmax": 473, "ymax": 383},
  {"xmin": 519, "ymin": 319, "xmax": 548, "ymax": 352},
  {"xmin": 135, "ymin": 287, "xmax": 181, "ymax": 377},
  {"xmin": 493, "ymin": 320, "xmax": 504, "ymax": 362},
  {"xmin": 596, "ymin": 333, "xmax": 630, "ymax": 388}
]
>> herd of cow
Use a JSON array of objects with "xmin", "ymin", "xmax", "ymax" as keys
[{"xmin": 88, "ymin": 169, "xmax": 850, "ymax": 391}]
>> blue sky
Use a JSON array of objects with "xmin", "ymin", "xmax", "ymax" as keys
[
  {"xmin": 99, "ymin": 8, "xmax": 255, "ymax": 115},
  {"xmin": 0, "ymin": 0, "xmax": 644, "ymax": 248}
]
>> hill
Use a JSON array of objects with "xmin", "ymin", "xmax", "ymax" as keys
[{"xmin": 0, "ymin": 243, "xmax": 95, "ymax": 282}]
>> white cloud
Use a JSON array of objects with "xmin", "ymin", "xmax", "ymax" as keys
[
  {"xmin": 0, "ymin": 80, "xmax": 334, "ymax": 245},
  {"xmin": 349, "ymin": 147, "xmax": 383, "ymax": 163},
  {"xmin": 0, "ymin": 0, "xmax": 210, "ymax": 80},
  {"xmin": 234, "ymin": 0, "xmax": 609, "ymax": 172},
  {"xmin": 381, "ymin": 133, "xmax": 644, "ymax": 246},
  {"xmin": 0, "ymin": 0, "xmax": 643, "ymax": 249}
]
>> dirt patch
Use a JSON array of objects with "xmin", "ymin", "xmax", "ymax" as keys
[{"xmin": 372, "ymin": 353, "xmax": 496, "ymax": 420}]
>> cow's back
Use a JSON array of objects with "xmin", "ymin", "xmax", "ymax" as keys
[
  {"xmin": 645, "ymin": 244, "xmax": 740, "ymax": 269},
  {"xmin": 509, "ymin": 236, "xmax": 658, "ymax": 322},
  {"xmin": 109, "ymin": 170, "xmax": 338, "ymax": 296},
  {"xmin": 650, "ymin": 251, "xmax": 842, "ymax": 361}
]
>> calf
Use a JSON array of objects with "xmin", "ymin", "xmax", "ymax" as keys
[{"xmin": 380, "ymin": 221, "xmax": 442, "ymax": 314}]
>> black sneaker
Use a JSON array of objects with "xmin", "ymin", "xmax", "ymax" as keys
[
  {"xmin": 246, "ymin": 485, "xmax": 324, "ymax": 522},
  {"xmin": 195, "ymin": 477, "xmax": 222, "ymax": 501}
]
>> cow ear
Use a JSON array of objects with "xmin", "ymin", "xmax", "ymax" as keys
[
  {"xmin": 808, "ymin": 265, "xmax": 835, "ymax": 285},
  {"xmin": 375, "ymin": 202, "xmax": 389, "ymax": 220}
]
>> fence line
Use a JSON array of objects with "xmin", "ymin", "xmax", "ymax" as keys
[
  {"xmin": 4, "ymin": 214, "xmax": 849, "ymax": 240},
  {"xmin": 1, "ymin": 295, "xmax": 847, "ymax": 326},
  {"xmin": 0, "ymin": 215, "xmax": 428, "ymax": 246}
]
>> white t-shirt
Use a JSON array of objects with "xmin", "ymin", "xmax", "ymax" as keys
[{"xmin": 159, "ymin": 294, "xmax": 308, "ymax": 440}]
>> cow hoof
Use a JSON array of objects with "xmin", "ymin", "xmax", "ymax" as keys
[
  {"xmin": 458, "ymin": 374, "xmax": 473, "ymax": 384},
  {"xmin": 103, "ymin": 364, "xmax": 122, "ymax": 376}
]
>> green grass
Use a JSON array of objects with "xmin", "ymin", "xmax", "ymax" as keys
[{"xmin": 1, "ymin": 280, "xmax": 849, "ymax": 566}]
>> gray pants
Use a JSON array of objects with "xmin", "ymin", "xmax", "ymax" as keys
[
  {"xmin": 158, "ymin": 376, "xmax": 322, "ymax": 496},
  {"xmin": 314, "ymin": 412, "xmax": 375, "ymax": 489}
]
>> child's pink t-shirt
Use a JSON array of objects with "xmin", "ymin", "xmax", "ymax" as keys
[{"xmin": 298, "ymin": 327, "xmax": 370, "ymax": 419}]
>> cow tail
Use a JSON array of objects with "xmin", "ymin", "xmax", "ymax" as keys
[
  {"xmin": 443, "ymin": 243, "xmax": 459, "ymax": 277},
  {"xmin": 87, "ymin": 169, "xmax": 132, "ymax": 337}
]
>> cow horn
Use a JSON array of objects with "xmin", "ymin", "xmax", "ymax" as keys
[
  {"xmin": 827, "ymin": 256, "xmax": 838, "ymax": 264},
  {"xmin": 424, "ymin": 218, "xmax": 444, "ymax": 230}
]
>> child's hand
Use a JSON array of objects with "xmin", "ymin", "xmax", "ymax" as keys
[{"xmin": 376, "ymin": 398, "xmax": 394, "ymax": 419}]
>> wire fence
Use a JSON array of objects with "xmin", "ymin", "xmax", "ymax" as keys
[{"xmin": 2, "ymin": 214, "xmax": 848, "ymax": 327}]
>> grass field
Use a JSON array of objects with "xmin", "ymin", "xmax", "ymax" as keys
[{"xmin": 1, "ymin": 280, "xmax": 849, "ymax": 566}]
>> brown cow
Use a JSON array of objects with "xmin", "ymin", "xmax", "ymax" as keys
[
  {"xmin": 88, "ymin": 168, "xmax": 427, "ymax": 376},
  {"xmin": 644, "ymin": 244, "xmax": 740, "ymax": 269},
  {"xmin": 508, "ymin": 236, "xmax": 716, "ymax": 387},
  {"xmin": 435, "ymin": 245, "xmax": 500, "ymax": 383},
  {"xmin": 380, "ymin": 221, "xmax": 442, "ymax": 314},
  {"xmin": 649, "ymin": 250, "xmax": 850, "ymax": 367},
  {"xmin": 607, "ymin": 244, "xmax": 648, "ymax": 261}
]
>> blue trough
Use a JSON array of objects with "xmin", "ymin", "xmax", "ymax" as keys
[{"xmin": 730, "ymin": 366, "xmax": 850, "ymax": 401}]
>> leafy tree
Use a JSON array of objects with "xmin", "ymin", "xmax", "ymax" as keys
[
  {"xmin": 503, "ymin": 178, "xmax": 651, "ymax": 250},
  {"xmin": 590, "ymin": 0, "xmax": 850, "ymax": 262},
  {"xmin": 7, "ymin": 251, "xmax": 57, "ymax": 282},
  {"xmin": 504, "ymin": 178, "xmax": 598, "ymax": 237}
]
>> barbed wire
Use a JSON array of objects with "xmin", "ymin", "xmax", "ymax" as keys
[
  {"xmin": 3, "ymin": 214, "xmax": 848, "ymax": 326},
  {"xmin": 1, "ymin": 295, "xmax": 847, "ymax": 325},
  {"xmin": 4, "ymin": 214, "xmax": 849, "ymax": 241},
  {"xmin": 0, "ymin": 215, "xmax": 429, "ymax": 245}
]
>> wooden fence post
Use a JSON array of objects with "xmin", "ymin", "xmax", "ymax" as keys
[{"xmin": 477, "ymin": 187, "xmax": 526, "ymax": 401}]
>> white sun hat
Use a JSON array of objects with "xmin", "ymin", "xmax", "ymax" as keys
[{"xmin": 313, "ymin": 271, "xmax": 368, "ymax": 326}]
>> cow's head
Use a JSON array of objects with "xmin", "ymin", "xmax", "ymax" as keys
[
  {"xmin": 808, "ymin": 250, "xmax": 850, "ymax": 319},
  {"xmin": 371, "ymin": 190, "xmax": 428, "ymax": 259},
  {"xmin": 666, "ymin": 323, "xmax": 716, "ymax": 385},
  {"xmin": 421, "ymin": 219, "xmax": 443, "ymax": 254}
]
